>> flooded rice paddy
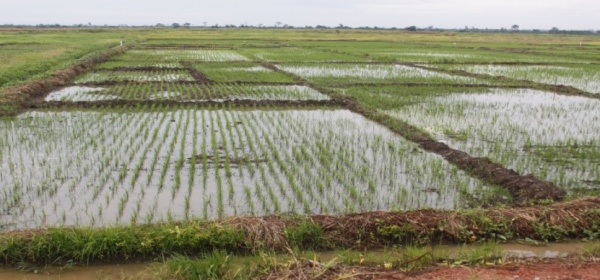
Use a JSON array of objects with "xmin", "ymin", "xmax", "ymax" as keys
[
  {"xmin": 386, "ymin": 88, "xmax": 600, "ymax": 192},
  {"xmin": 278, "ymin": 64, "xmax": 483, "ymax": 84},
  {"xmin": 45, "ymin": 85, "xmax": 330, "ymax": 102},
  {"xmin": 117, "ymin": 49, "xmax": 250, "ymax": 61},
  {"xmin": 0, "ymin": 108, "xmax": 495, "ymax": 230},
  {"xmin": 438, "ymin": 64, "xmax": 600, "ymax": 94},
  {"xmin": 75, "ymin": 70, "xmax": 195, "ymax": 83}
]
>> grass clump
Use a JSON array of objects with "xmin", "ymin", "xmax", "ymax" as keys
[
  {"xmin": 285, "ymin": 220, "xmax": 324, "ymax": 250},
  {"xmin": 166, "ymin": 250, "xmax": 233, "ymax": 280},
  {"xmin": 0, "ymin": 222, "xmax": 246, "ymax": 265}
]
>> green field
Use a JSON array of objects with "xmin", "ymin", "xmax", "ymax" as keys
[{"xmin": 1, "ymin": 28, "xmax": 600, "ymax": 277}]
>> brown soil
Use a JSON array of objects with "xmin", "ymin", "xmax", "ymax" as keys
[{"xmin": 265, "ymin": 259, "xmax": 600, "ymax": 279}]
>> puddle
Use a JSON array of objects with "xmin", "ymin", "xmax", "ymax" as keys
[
  {"xmin": 0, "ymin": 263, "xmax": 152, "ymax": 280},
  {"xmin": 0, "ymin": 108, "xmax": 496, "ymax": 229}
]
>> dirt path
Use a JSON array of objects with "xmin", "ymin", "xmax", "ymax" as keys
[{"xmin": 353, "ymin": 260, "xmax": 600, "ymax": 280}]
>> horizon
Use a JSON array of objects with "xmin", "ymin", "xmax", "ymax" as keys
[{"xmin": 0, "ymin": 0, "xmax": 598, "ymax": 31}]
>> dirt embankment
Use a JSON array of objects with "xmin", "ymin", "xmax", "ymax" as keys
[
  {"xmin": 226, "ymin": 197, "xmax": 600, "ymax": 250},
  {"xmin": 0, "ymin": 45, "xmax": 132, "ymax": 117}
]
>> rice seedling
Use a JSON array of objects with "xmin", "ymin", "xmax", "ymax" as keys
[{"xmin": 1, "ymin": 105, "xmax": 500, "ymax": 229}]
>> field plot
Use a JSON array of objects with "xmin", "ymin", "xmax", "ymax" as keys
[
  {"xmin": 433, "ymin": 64, "xmax": 600, "ymax": 94},
  {"xmin": 191, "ymin": 62, "xmax": 296, "ymax": 83},
  {"xmin": 114, "ymin": 50, "xmax": 250, "ymax": 62},
  {"xmin": 385, "ymin": 88, "xmax": 600, "ymax": 193},
  {"xmin": 94, "ymin": 60, "xmax": 182, "ymax": 70},
  {"xmin": 278, "ymin": 64, "xmax": 484, "ymax": 85},
  {"xmin": 45, "ymin": 84, "xmax": 329, "ymax": 101},
  {"xmin": 0, "ymin": 107, "xmax": 496, "ymax": 229},
  {"xmin": 290, "ymin": 41, "xmax": 586, "ymax": 64},
  {"xmin": 241, "ymin": 47, "xmax": 368, "ymax": 62},
  {"xmin": 74, "ymin": 70, "xmax": 195, "ymax": 83}
]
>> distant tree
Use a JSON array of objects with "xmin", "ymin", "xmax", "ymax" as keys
[
  {"xmin": 549, "ymin": 27, "xmax": 560, "ymax": 33},
  {"xmin": 156, "ymin": 23, "xmax": 165, "ymax": 27},
  {"xmin": 172, "ymin": 23, "xmax": 180, "ymax": 28},
  {"xmin": 275, "ymin": 21, "xmax": 282, "ymax": 28},
  {"xmin": 183, "ymin": 22, "xmax": 191, "ymax": 28},
  {"xmin": 203, "ymin": 21, "xmax": 207, "ymax": 27},
  {"xmin": 405, "ymin": 25, "xmax": 417, "ymax": 31},
  {"xmin": 511, "ymin": 24, "xmax": 519, "ymax": 32}
]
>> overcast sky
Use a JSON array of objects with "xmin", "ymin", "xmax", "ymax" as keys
[{"xmin": 1, "ymin": 0, "xmax": 598, "ymax": 30}]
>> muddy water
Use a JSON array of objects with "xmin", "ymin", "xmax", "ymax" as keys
[
  {"xmin": 0, "ymin": 263, "xmax": 153, "ymax": 280},
  {"xmin": 0, "ymin": 242, "xmax": 589, "ymax": 279},
  {"xmin": 314, "ymin": 242, "xmax": 588, "ymax": 262}
]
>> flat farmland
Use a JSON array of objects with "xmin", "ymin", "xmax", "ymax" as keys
[{"xmin": 1, "ymin": 29, "xmax": 600, "ymax": 273}]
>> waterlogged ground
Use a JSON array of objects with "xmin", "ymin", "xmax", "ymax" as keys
[
  {"xmin": 435, "ymin": 64, "xmax": 600, "ymax": 94},
  {"xmin": 0, "ymin": 108, "xmax": 496, "ymax": 230},
  {"xmin": 278, "ymin": 64, "xmax": 485, "ymax": 85},
  {"xmin": 115, "ymin": 49, "xmax": 250, "ymax": 61},
  {"xmin": 75, "ymin": 70, "xmax": 195, "ymax": 83},
  {"xmin": 386, "ymin": 88, "xmax": 600, "ymax": 193},
  {"xmin": 45, "ymin": 85, "xmax": 330, "ymax": 102}
]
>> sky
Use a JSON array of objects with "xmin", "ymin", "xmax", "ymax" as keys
[{"xmin": 1, "ymin": 0, "xmax": 598, "ymax": 30}]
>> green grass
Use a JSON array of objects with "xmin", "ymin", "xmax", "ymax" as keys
[{"xmin": 0, "ymin": 29, "xmax": 137, "ymax": 89}]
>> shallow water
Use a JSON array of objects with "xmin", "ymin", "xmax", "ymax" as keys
[
  {"xmin": 0, "ymin": 242, "xmax": 587, "ymax": 279},
  {"xmin": 0, "ymin": 263, "xmax": 151, "ymax": 280},
  {"xmin": 43, "ymin": 84, "xmax": 330, "ymax": 102},
  {"xmin": 45, "ymin": 86, "xmax": 115, "ymax": 102},
  {"xmin": 0, "ymin": 108, "xmax": 494, "ymax": 229},
  {"xmin": 387, "ymin": 88, "xmax": 600, "ymax": 192}
]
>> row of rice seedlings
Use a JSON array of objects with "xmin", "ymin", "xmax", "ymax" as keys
[
  {"xmin": 0, "ymin": 105, "xmax": 154, "ymax": 228},
  {"xmin": 44, "ymin": 86, "xmax": 118, "ymax": 102},
  {"xmin": 290, "ymin": 40, "xmax": 586, "ymax": 64},
  {"xmin": 0, "ymin": 106, "xmax": 495, "ymax": 229},
  {"xmin": 75, "ymin": 70, "xmax": 195, "ymax": 84},
  {"xmin": 386, "ymin": 88, "xmax": 600, "ymax": 193},
  {"xmin": 276, "ymin": 64, "xmax": 484, "ymax": 85},
  {"xmin": 432, "ymin": 64, "xmax": 600, "ymax": 94},
  {"xmin": 94, "ymin": 60, "xmax": 182, "ymax": 70},
  {"xmin": 191, "ymin": 62, "xmax": 296, "ymax": 83},
  {"xmin": 114, "ymin": 49, "xmax": 250, "ymax": 62},
  {"xmin": 45, "ymin": 83, "xmax": 329, "ymax": 102}
]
